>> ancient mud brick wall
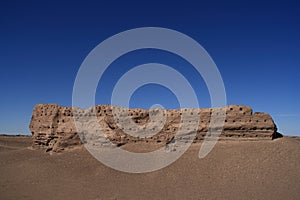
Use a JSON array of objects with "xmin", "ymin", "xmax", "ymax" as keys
[
  {"xmin": 29, "ymin": 104, "xmax": 80, "ymax": 152},
  {"xmin": 30, "ymin": 104, "xmax": 278, "ymax": 152}
]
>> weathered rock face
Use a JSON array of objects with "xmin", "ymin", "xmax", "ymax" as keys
[{"xmin": 29, "ymin": 104, "xmax": 279, "ymax": 152}]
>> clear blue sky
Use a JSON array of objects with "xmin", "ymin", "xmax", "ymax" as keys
[{"xmin": 0, "ymin": 0, "xmax": 299, "ymax": 136}]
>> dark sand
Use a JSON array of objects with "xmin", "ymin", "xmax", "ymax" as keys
[{"xmin": 0, "ymin": 135, "xmax": 299, "ymax": 200}]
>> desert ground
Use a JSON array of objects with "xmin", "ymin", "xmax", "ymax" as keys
[{"xmin": 0, "ymin": 135, "xmax": 299, "ymax": 200}]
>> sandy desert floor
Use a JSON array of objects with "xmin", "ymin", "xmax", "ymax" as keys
[{"xmin": 0, "ymin": 135, "xmax": 299, "ymax": 200}]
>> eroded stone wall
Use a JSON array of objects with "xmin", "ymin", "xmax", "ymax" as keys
[{"xmin": 30, "ymin": 104, "xmax": 278, "ymax": 152}]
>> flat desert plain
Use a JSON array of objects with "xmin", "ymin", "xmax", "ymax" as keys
[{"xmin": 0, "ymin": 135, "xmax": 299, "ymax": 200}]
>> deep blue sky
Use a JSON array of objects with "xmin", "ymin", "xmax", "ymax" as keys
[{"xmin": 0, "ymin": 0, "xmax": 299, "ymax": 136}]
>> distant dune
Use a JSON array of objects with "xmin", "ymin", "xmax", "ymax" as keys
[{"xmin": 0, "ymin": 135, "xmax": 299, "ymax": 200}]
